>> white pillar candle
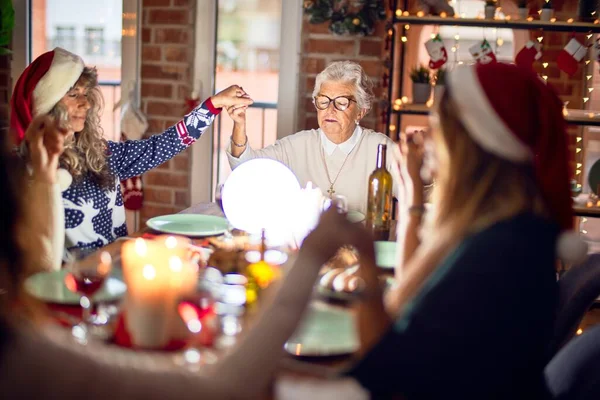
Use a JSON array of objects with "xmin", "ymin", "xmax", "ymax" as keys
[{"xmin": 121, "ymin": 238, "xmax": 198, "ymax": 348}]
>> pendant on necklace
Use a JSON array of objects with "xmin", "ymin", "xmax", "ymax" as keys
[{"xmin": 327, "ymin": 185, "xmax": 335, "ymax": 197}]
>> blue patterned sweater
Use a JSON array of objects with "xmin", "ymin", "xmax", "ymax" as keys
[{"xmin": 63, "ymin": 100, "xmax": 220, "ymax": 252}]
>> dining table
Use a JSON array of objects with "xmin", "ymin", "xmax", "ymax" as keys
[{"xmin": 41, "ymin": 202, "xmax": 398, "ymax": 399}]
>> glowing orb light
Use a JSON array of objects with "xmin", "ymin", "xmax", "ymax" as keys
[{"xmin": 221, "ymin": 159, "xmax": 301, "ymax": 243}]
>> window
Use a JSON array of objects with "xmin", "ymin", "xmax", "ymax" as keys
[
  {"xmin": 85, "ymin": 27, "xmax": 105, "ymax": 56},
  {"xmin": 53, "ymin": 26, "xmax": 76, "ymax": 51}
]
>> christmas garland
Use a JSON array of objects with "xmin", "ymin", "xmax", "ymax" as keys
[
  {"xmin": 304, "ymin": 0, "xmax": 387, "ymax": 36},
  {"xmin": 0, "ymin": 0, "xmax": 14, "ymax": 55}
]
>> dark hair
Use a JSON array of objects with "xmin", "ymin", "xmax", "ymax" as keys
[{"xmin": 0, "ymin": 116, "xmax": 25, "ymax": 316}]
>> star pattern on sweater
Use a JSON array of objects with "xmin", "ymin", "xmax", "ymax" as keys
[{"xmin": 62, "ymin": 102, "xmax": 217, "ymax": 251}]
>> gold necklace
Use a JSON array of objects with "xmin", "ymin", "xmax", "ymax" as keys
[{"xmin": 320, "ymin": 131, "xmax": 365, "ymax": 198}]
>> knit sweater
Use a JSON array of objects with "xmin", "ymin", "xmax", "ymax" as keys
[
  {"xmin": 63, "ymin": 100, "xmax": 220, "ymax": 252},
  {"xmin": 227, "ymin": 127, "xmax": 400, "ymax": 215}
]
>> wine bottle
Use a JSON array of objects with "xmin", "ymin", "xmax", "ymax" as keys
[{"xmin": 366, "ymin": 144, "xmax": 393, "ymax": 241}]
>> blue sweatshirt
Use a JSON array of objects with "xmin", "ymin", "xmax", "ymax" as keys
[{"xmin": 63, "ymin": 99, "xmax": 220, "ymax": 252}]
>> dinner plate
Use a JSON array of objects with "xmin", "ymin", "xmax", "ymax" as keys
[
  {"xmin": 284, "ymin": 303, "xmax": 358, "ymax": 357},
  {"xmin": 146, "ymin": 214, "xmax": 230, "ymax": 236},
  {"xmin": 25, "ymin": 269, "xmax": 127, "ymax": 305},
  {"xmin": 374, "ymin": 240, "xmax": 397, "ymax": 269},
  {"xmin": 347, "ymin": 210, "xmax": 365, "ymax": 224}
]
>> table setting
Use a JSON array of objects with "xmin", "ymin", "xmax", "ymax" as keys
[{"xmin": 23, "ymin": 159, "xmax": 399, "ymax": 378}]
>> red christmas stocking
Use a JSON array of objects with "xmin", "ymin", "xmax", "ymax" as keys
[
  {"xmin": 469, "ymin": 39, "xmax": 497, "ymax": 65},
  {"xmin": 515, "ymin": 41, "xmax": 542, "ymax": 70},
  {"xmin": 425, "ymin": 34, "xmax": 448, "ymax": 69},
  {"xmin": 122, "ymin": 176, "xmax": 143, "ymax": 211},
  {"xmin": 557, "ymin": 38, "xmax": 587, "ymax": 76}
]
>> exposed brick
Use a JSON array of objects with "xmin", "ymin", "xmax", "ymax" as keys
[
  {"xmin": 156, "ymin": 160, "xmax": 172, "ymax": 170},
  {"xmin": 140, "ymin": 205, "xmax": 180, "ymax": 221},
  {"xmin": 356, "ymin": 59, "xmax": 384, "ymax": 77},
  {"xmin": 303, "ymin": 18, "xmax": 331, "ymax": 35},
  {"xmin": 146, "ymin": 100, "xmax": 186, "ymax": 117},
  {"xmin": 174, "ymin": 191, "xmax": 189, "ymax": 207},
  {"xmin": 305, "ymin": 38, "xmax": 356, "ymax": 56},
  {"xmin": 172, "ymin": 154, "xmax": 189, "ymax": 170},
  {"xmin": 143, "ymin": 0, "xmax": 171, "ymax": 6},
  {"xmin": 146, "ymin": 118, "xmax": 165, "ymax": 133},
  {"xmin": 141, "ymin": 64, "xmax": 188, "ymax": 81},
  {"xmin": 154, "ymin": 28, "xmax": 191, "ymax": 45},
  {"xmin": 148, "ymin": 9, "xmax": 189, "ymax": 25},
  {"xmin": 142, "ymin": 82, "xmax": 173, "ymax": 98},
  {"xmin": 304, "ymin": 115, "xmax": 318, "ymax": 128},
  {"xmin": 142, "ymin": 28, "xmax": 152, "ymax": 43},
  {"xmin": 306, "ymin": 77, "xmax": 316, "ymax": 92},
  {"xmin": 173, "ymin": 0, "xmax": 191, "ymax": 6},
  {"xmin": 301, "ymin": 58, "xmax": 326, "ymax": 74},
  {"xmin": 359, "ymin": 39, "xmax": 383, "ymax": 57},
  {"xmin": 164, "ymin": 46, "xmax": 189, "ymax": 63},
  {"xmin": 144, "ymin": 170, "xmax": 189, "ymax": 188},
  {"xmin": 142, "ymin": 45, "xmax": 162, "ymax": 62},
  {"xmin": 144, "ymin": 187, "xmax": 173, "ymax": 204}
]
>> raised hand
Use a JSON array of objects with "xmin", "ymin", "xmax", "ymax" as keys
[
  {"xmin": 225, "ymin": 104, "xmax": 249, "ymax": 126},
  {"xmin": 397, "ymin": 130, "xmax": 426, "ymax": 209},
  {"xmin": 25, "ymin": 115, "xmax": 68, "ymax": 184},
  {"xmin": 300, "ymin": 203, "xmax": 375, "ymax": 268},
  {"xmin": 211, "ymin": 85, "xmax": 253, "ymax": 109}
]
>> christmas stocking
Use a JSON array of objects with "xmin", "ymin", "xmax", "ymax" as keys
[
  {"xmin": 557, "ymin": 38, "xmax": 587, "ymax": 76},
  {"xmin": 515, "ymin": 41, "xmax": 542, "ymax": 70},
  {"xmin": 425, "ymin": 34, "xmax": 448, "ymax": 69},
  {"xmin": 122, "ymin": 175, "xmax": 143, "ymax": 211},
  {"xmin": 469, "ymin": 39, "xmax": 497, "ymax": 65}
]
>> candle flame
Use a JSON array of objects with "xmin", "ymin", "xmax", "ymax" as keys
[
  {"xmin": 165, "ymin": 236, "xmax": 178, "ymax": 249},
  {"xmin": 142, "ymin": 264, "xmax": 156, "ymax": 280},
  {"xmin": 169, "ymin": 256, "xmax": 183, "ymax": 272},
  {"xmin": 100, "ymin": 251, "xmax": 112, "ymax": 265},
  {"xmin": 135, "ymin": 238, "xmax": 147, "ymax": 256}
]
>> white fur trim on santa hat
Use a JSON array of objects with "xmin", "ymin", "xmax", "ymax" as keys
[
  {"xmin": 33, "ymin": 47, "xmax": 85, "ymax": 117},
  {"xmin": 447, "ymin": 65, "xmax": 532, "ymax": 162},
  {"xmin": 56, "ymin": 168, "xmax": 73, "ymax": 192},
  {"xmin": 557, "ymin": 231, "xmax": 588, "ymax": 265}
]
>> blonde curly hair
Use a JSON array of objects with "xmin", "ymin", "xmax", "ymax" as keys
[{"xmin": 20, "ymin": 67, "xmax": 114, "ymax": 189}]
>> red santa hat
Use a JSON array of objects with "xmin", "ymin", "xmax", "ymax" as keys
[
  {"xmin": 10, "ymin": 47, "xmax": 85, "ymax": 145},
  {"xmin": 447, "ymin": 62, "xmax": 587, "ymax": 264}
]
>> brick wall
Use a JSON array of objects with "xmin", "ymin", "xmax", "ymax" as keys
[
  {"xmin": 297, "ymin": 16, "xmax": 390, "ymax": 133},
  {"xmin": 139, "ymin": 0, "xmax": 197, "ymax": 225}
]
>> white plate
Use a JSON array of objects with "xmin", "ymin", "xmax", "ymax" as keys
[
  {"xmin": 284, "ymin": 303, "xmax": 358, "ymax": 357},
  {"xmin": 347, "ymin": 211, "xmax": 365, "ymax": 224},
  {"xmin": 374, "ymin": 241, "xmax": 397, "ymax": 269},
  {"xmin": 25, "ymin": 269, "xmax": 127, "ymax": 305},
  {"xmin": 146, "ymin": 214, "xmax": 230, "ymax": 236}
]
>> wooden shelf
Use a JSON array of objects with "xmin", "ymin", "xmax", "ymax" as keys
[
  {"xmin": 393, "ymin": 105, "xmax": 600, "ymax": 127},
  {"xmin": 393, "ymin": 15, "xmax": 600, "ymax": 33}
]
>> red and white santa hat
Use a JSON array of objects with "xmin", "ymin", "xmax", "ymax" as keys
[
  {"xmin": 10, "ymin": 47, "xmax": 84, "ymax": 145},
  {"xmin": 447, "ymin": 62, "xmax": 588, "ymax": 264}
]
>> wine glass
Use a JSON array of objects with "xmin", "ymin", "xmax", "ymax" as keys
[
  {"xmin": 215, "ymin": 183, "xmax": 225, "ymax": 214},
  {"xmin": 176, "ymin": 288, "xmax": 218, "ymax": 370},
  {"xmin": 64, "ymin": 249, "xmax": 112, "ymax": 344}
]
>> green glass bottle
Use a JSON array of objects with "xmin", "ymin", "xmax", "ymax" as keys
[{"xmin": 366, "ymin": 144, "xmax": 393, "ymax": 241}]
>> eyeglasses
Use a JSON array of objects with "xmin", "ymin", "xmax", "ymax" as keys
[{"xmin": 313, "ymin": 95, "xmax": 357, "ymax": 111}]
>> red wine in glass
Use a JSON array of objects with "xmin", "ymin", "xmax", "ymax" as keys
[
  {"xmin": 65, "ymin": 272, "xmax": 105, "ymax": 297},
  {"xmin": 175, "ymin": 291, "xmax": 217, "ymax": 368}
]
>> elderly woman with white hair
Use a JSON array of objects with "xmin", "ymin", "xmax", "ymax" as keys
[{"xmin": 226, "ymin": 61, "xmax": 399, "ymax": 215}]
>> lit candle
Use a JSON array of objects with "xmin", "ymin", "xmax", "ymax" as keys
[{"xmin": 120, "ymin": 238, "xmax": 198, "ymax": 348}]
